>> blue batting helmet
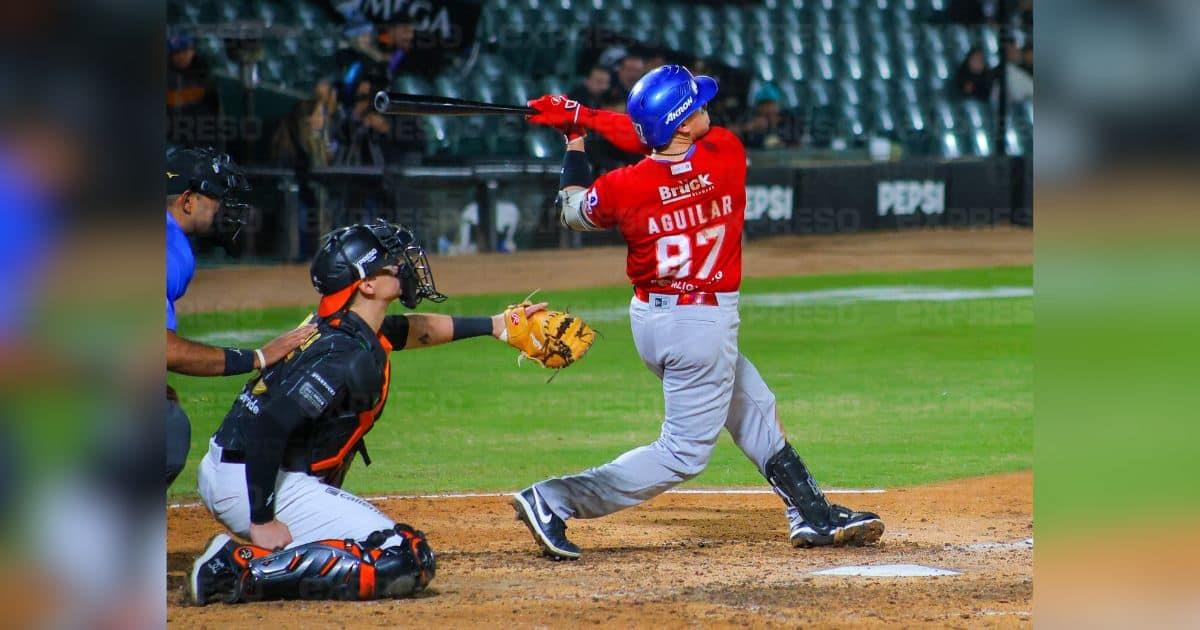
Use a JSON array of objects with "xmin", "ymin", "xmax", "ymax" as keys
[{"xmin": 626, "ymin": 65, "xmax": 718, "ymax": 149}]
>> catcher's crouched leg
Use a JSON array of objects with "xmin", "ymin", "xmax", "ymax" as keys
[{"xmin": 190, "ymin": 524, "xmax": 435, "ymax": 604}]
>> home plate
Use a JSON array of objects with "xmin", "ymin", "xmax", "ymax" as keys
[{"xmin": 811, "ymin": 564, "xmax": 961, "ymax": 577}]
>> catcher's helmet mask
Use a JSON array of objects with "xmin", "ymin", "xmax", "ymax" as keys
[
  {"xmin": 166, "ymin": 146, "xmax": 252, "ymax": 252},
  {"xmin": 312, "ymin": 220, "xmax": 446, "ymax": 315}
]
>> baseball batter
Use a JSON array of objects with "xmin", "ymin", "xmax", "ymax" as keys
[{"xmin": 512, "ymin": 65, "xmax": 884, "ymax": 559}]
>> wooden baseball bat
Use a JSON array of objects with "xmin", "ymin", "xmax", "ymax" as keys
[{"xmin": 374, "ymin": 91, "xmax": 536, "ymax": 116}]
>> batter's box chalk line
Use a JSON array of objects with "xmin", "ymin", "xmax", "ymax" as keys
[{"xmin": 167, "ymin": 487, "xmax": 884, "ymax": 510}]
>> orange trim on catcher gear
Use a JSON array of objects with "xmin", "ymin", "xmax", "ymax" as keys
[
  {"xmin": 309, "ymin": 334, "xmax": 392, "ymax": 475},
  {"xmin": 231, "ymin": 544, "xmax": 272, "ymax": 569},
  {"xmin": 359, "ymin": 563, "xmax": 376, "ymax": 599},
  {"xmin": 317, "ymin": 280, "xmax": 363, "ymax": 317}
]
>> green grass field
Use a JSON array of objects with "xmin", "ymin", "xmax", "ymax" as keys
[{"xmin": 168, "ymin": 265, "xmax": 1032, "ymax": 498}]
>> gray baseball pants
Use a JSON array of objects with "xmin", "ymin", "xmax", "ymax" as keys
[{"xmin": 536, "ymin": 291, "xmax": 788, "ymax": 520}]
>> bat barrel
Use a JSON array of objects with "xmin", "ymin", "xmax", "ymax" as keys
[{"xmin": 374, "ymin": 91, "xmax": 535, "ymax": 116}]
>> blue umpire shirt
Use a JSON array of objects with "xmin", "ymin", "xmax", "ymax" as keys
[{"xmin": 166, "ymin": 211, "xmax": 194, "ymax": 332}]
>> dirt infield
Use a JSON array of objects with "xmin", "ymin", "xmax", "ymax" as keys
[
  {"xmin": 167, "ymin": 472, "xmax": 1031, "ymax": 627},
  {"xmin": 178, "ymin": 227, "xmax": 1032, "ymax": 314}
]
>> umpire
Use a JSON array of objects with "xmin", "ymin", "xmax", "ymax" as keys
[
  {"xmin": 188, "ymin": 220, "xmax": 546, "ymax": 603},
  {"xmin": 166, "ymin": 146, "xmax": 315, "ymax": 487}
]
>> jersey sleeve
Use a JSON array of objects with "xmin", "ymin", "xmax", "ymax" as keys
[
  {"xmin": 583, "ymin": 109, "xmax": 650, "ymax": 155},
  {"xmin": 581, "ymin": 169, "xmax": 626, "ymax": 230}
]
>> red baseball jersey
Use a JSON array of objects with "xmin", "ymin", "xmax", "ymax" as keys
[{"xmin": 583, "ymin": 126, "xmax": 746, "ymax": 294}]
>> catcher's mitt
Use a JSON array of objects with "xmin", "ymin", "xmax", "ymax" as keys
[{"xmin": 503, "ymin": 302, "xmax": 596, "ymax": 370}]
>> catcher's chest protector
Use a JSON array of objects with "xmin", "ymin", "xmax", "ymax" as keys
[{"xmin": 304, "ymin": 317, "xmax": 393, "ymax": 486}]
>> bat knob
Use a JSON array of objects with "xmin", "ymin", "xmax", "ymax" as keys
[{"xmin": 373, "ymin": 91, "xmax": 391, "ymax": 114}]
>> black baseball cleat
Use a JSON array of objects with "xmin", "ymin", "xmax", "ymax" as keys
[
  {"xmin": 511, "ymin": 487, "xmax": 581, "ymax": 560},
  {"xmin": 790, "ymin": 505, "xmax": 885, "ymax": 548},
  {"xmin": 189, "ymin": 533, "xmax": 242, "ymax": 605}
]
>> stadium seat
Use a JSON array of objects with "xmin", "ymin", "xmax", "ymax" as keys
[
  {"xmin": 434, "ymin": 75, "xmax": 463, "ymax": 99},
  {"xmin": 815, "ymin": 55, "xmax": 836, "ymax": 81},
  {"xmin": 294, "ymin": 2, "xmax": 321, "ymax": 29},
  {"xmin": 751, "ymin": 31, "xmax": 777, "ymax": 57},
  {"xmin": 693, "ymin": 30, "xmax": 716, "ymax": 58},
  {"xmin": 393, "ymin": 75, "xmax": 433, "ymax": 96},
  {"xmin": 807, "ymin": 80, "xmax": 833, "ymax": 107},
  {"xmin": 932, "ymin": 98, "xmax": 957, "ymax": 132},
  {"xmin": 871, "ymin": 106, "xmax": 897, "ymax": 136},
  {"xmin": 781, "ymin": 55, "xmax": 807, "ymax": 82},
  {"xmin": 662, "ymin": 28, "xmax": 685, "ymax": 54},
  {"xmin": 938, "ymin": 130, "xmax": 963, "ymax": 158},
  {"xmin": 751, "ymin": 53, "xmax": 776, "ymax": 82},
  {"xmin": 969, "ymin": 127, "xmax": 992, "ymax": 156},
  {"xmin": 777, "ymin": 81, "xmax": 802, "ymax": 109},
  {"xmin": 897, "ymin": 77, "xmax": 921, "ymax": 104},
  {"xmin": 867, "ymin": 77, "xmax": 891, "ymax": 107},
  {"xmin": 422, "ymin": 115, "xmax": 456, "ymax": 155},
  {"xmin": 872, "ymin": 51, "xmax": 893, "ymax": 80},
  {"xmin": 842, "ymin": 53, "xmax": 865, "ymax": 81},
  {"xmin": 838, "ymin": 79, "xmax": 862, "ymax": 106},
  {"xmin": 525, "ymin": 126, "xmax": 561, "ymax": 159},
  {"xmin": 540, "ymin": 76, "xmax": 567, "ymax": 95},
  {"xmin": 664, "ymin": 5, "xmax": 687, "ymax": 31},
  {"xmin": 455, "ymin": 116, "xmax": 489, "ymax": 154}
]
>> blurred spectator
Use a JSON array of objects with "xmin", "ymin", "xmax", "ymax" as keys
[
  {"xmin": 955, "ymin": 47, "xmax": 995, "ymax": 102},
  {"xmin": 1016, "ymin": 0, "xmax": 1033, "ymax": 29},
  {"xmin": 614, "ymin": 54, "xmax": 646, "ymax": 98},
  {"xmin": 585, "ymin": 90, "xmax": 642, "ymax": 174},
  {"xmin": 568, "ymin": 65, "xmax": 612, "ymax": 109},
  {"xmin": 166, "ymin": 30, "xmax": 221, "ymax": 147},
  {"xmin": 730, "ymin": 83, "xmax": 802, "ymax": 150},
  {"xmin": 270, "ymin": 99, "xmax": 329, "ymax": 170},
  {"xmin": 314, "ymin": 77, "xmax": 342, "ymax": 157},
  {"xmin": 271, "ymin": 99, "xmax": 329, "ymax": 256},
  {"xmin": 1000, "ymin": 39, "xmax": 1033, "ymax": 103},
  {"xmin": 1022, "ymin": 42, "xmax": 1034, "ymax": 73},
  {"xmin": 380, "ymin": 13, "xmax": 417, "ymax": 80},
  {"xmin": 344, "ymin": 14, "xmax": 387, "ymax": 65},
  {"xmin": 334, "ymin": 77, "xmax": 392, "ymax": 166}
]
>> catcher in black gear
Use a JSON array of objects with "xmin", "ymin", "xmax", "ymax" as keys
[{"xmin": 189, "ymin": 220, "xmax": 549, "ymax": 604}]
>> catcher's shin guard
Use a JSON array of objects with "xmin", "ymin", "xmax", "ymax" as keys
[
  {"xmin": 232, "ymin": 524, "xmax": 436, "ymax": 602},
  {"xmin": 764, "ymin": 442, "xmax": 833, "ymax": 530}
]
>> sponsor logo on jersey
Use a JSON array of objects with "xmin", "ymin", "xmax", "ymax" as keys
[
  {"xmin": 296, "ymin": 381, "xmax": 328, "ymax": 416},
  {"xmin": 237, "ymin": 391, "xmax": 261, "ymax": 415},
  {"xmin": 670, "ymin": 161, "xmax": 693, "ymax": 175},
  {"xmin": 658, "ymin": 172, "xmax": 714, "ymax": 205},
  {"xmin": 664, "ymin": 96, "xmax": 694, "ymax": 124},
  {"xmin": 311, "ymin": 372, "xmax": 336, "ymax": 396}
]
